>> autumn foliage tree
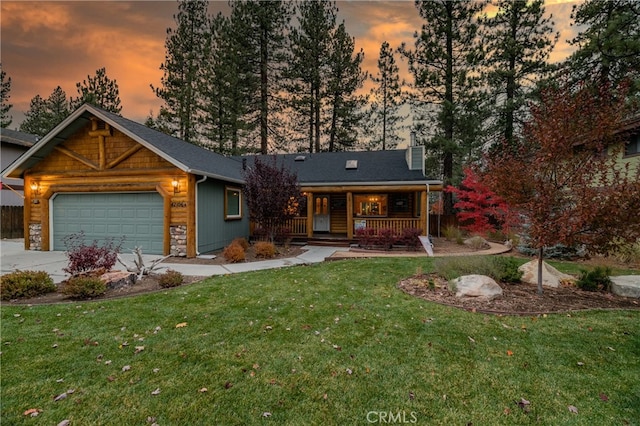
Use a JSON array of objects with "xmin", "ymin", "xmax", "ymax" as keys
[
  {"xmin": 243, "ymin": 156, "xmax": 302, "ymax": 242},
  {"xmin": 484, "ymin": 80, "xmax": 640, "ymax": 293},
  {"xmin": 446, "ymin": 167, "xmax": 514, "ymax": 236}
]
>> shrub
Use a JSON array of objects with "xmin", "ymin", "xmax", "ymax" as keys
[
  {"xmin": 158, "ymin": 269, "xmax": 184, "ymax": 288},
  {"xmin": 434, "ymin": 256, "xmax": 523, "ymax": 283},
  {"xmin": 61, "ymin": 276, "xmax": 106, "ymax": 299},
  {"xmin": 0, "ymin": 270, "xmax": 55, "ymax": 300},
  {"xmin": 378, "ymin": 228, "xmax": 397, "ymax": 250},
  {"xmin": 63, "ymin": 231, "xmax": 124, "ymax": 276},
  {"xmin": 232, "ymin": 238, "xmax": 250, "ymax": 250},
  {"xmin": 464, "ymin": 236, "xmax": 490, "ymax": 251},
  {"xmin": 274, "ymin": 227, "xmax": 292, "ymax": 245},
  {"xmin": 576, "ymin": 266, "xmax": 612, "ymax": 292},
  {"xmin": 399, "ymin": 228, "xmax": 423, "ymax": 251},
  {"xmin": 254, "ymin": 241, "xmax": 277, "ymax": 258},
  {"xmin": 223, "ymin": 242, "xmax": 246, "ymax": 263},
  {"xmin": 355, "ymin": 227, "xmax": 378, "ymax": 249},
  {"xmin": 607, "ymin": 239, "xmax": 640, "ymax": 265},
  {"xmin": 443, "ymin": 225, "xmax": 464, "ymax": 242}
]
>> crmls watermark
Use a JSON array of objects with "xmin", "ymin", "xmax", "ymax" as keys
[{"xmin": 366, "ymin": 411, "xmax": 418, "ymax": 424}]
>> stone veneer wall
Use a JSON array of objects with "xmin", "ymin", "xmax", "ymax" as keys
[
  {"xmin": 170, "ymin": 225, "xmax": 187, "ymax": 257},
  {"xmin": 29, "ymin": 223, "xmax": 42, "ymax": 251}
]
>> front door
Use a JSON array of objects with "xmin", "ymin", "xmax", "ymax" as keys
[{"xmin": 313, "ymin": 195, "xmax": 330, "ymax": 232}]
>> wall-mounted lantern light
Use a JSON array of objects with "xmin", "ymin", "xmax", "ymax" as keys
[
  {"xmin": 172, "ymin": 178, "xmax": 179, "ymax": 194},
  {"xmin": 30, "ymin": 182, "xmax": 40, "ymax": 204}
]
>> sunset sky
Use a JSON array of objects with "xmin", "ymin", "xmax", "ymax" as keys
[{"xmin": 1, "ymin": 0, "xmax": 582, "ymax": 129}]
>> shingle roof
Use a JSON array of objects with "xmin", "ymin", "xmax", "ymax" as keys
[
  {"xmin": 0, "ymin": 128, "xmax": 39, "ymax": 147},
  {"xmin": 240, "ymin": 151, "xmax": 435, "ymax": 186},
  {"xmin": 3, "ymin": 104, "xmax": 440, "ymax": 188}
]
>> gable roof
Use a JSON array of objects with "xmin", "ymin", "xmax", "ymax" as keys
[
  {"xmin": 242, "ymin": 151, "xmax": 438, "ymax": 186},
  {"xmin": 2, "ymin": 104, "xmax": 244, "ymax": 183},
  {"xmin": 0, "ymin": 128, "xmax": 39, "ymax": 148}
]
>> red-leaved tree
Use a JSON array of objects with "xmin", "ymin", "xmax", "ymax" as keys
[
  {"xmin": 445, "ymin": 167, "xmax": 515, "ymax": 236},
  {"xmin": 243, "ymin": 156, "xmax": 302, "ymax": 242},
  {"xmin": 484, "ymin": 80, "xmax": 640, "ymax": 294}
]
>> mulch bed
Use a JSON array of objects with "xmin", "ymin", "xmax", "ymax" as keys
[{"xmin": 398, "ymin": 273, "xmax": 640, "ymax": 315}]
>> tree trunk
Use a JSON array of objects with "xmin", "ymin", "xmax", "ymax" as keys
[{"xmin": 537, "ymin": 246, "xmax": 544, "ymax": 295}]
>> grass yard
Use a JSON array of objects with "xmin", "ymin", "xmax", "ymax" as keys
[{"xmin": 1, "ymin": 258, "xmax": 639, "ymax": 425}]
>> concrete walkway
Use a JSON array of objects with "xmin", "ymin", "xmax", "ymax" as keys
[{"xmin": 0, "ymin": 239, "xmax": 347, "ymax": 283}]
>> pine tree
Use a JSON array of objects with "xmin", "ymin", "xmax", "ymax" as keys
[
  {"xmin": 368, "ymin": 41, "xmax": 405, "ymax": 151},
  {"xmin": 325, "ymin": 22, "xmax": 367, "ymax": 152},
  {"xmin": 73, "ymin": 67, "xmax": 122, "ymax": 113},
  {"xmin": 1, "ymin": 64, "xmax": 13, "ymax": 128},
  {"xmin": 20, "ymin": 86, "xmax": 71, "ymax": 136},
  {"xmin": 153, "ymin": 0, "xmax": 210, "ymax": 143},
  {"xmin": 288, "ymin": 0, "xmax": 337, "ymax": 152},
  {"xmin": 567, "ymin": 0, "xmax": 640, "ymax": 91},
  {"xmin": 400, "ymin": 0, "xmax": 485, "ymax": 214},
  {"xmin": 480, "ymin": 0, "xmax": 557, "ymax": 145}
]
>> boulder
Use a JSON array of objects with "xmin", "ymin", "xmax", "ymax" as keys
[
  {"xmin": 451, "ymin": 274, "xmax": 503, "ymax": 300},
  {"xmin": 518, "ymin": 260, "xmax": 575, "ymax": 288},
  {"xmin": 610, "ymin": 276, "xmax": 640, "ymax": 299},
  {"xmin": 100, "ymin": 270, "xmax": 137, "ymax": 290}
]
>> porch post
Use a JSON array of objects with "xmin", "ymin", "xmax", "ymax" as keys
[
  {"xmin": 346, "ymin": 191, "xmax": 353, "ymax": 239},
  {"xmin": 421, "ymin": 190, "xmax": 428, "ymax": 236},
  {"xmin": 306, "ymin": 192, "xmax": 314, "ymax": 238}
]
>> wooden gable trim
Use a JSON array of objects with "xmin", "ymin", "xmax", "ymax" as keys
[{"xmin": 54, "ymin": 145, "xmax": 100, "ymax": 170}]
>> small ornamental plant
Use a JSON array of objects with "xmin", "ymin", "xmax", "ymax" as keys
[
  {"xmin": 254, "ymin": 241, "xmax": 277, "ymax": 258},
  {"xmin": 0, "ymin": 270, "xmax": 55, "ymax": 300},
  {"xmin": 63, "ymin": 231, "xmax": 124, "ymax": 276},
  {"xmin": 158, "ymin": 269, "xmax": 184, "ymax": 288},
  {"xmin": 223, "ymin": 242, "xmax": 246, "ymax": 263},
  {"xmin": 61, "ymin": 276, "xmax": 107, "ymax": 299}
]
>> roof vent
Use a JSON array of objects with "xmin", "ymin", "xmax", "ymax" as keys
[
  {"xmin": 345, "ymin": 160, "xmax": 358, "ymax": 170},
  {"xmin": 295, "ymin": 155, "xmax": 306, "ymax": 162}
]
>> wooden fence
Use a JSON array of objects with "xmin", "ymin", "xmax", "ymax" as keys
[{"xmin": 1, "ymin": 206, "xmax": 24, "ymax": 239}]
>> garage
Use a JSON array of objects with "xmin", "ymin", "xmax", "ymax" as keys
[{"xmin": 52, "ymin": 192, "xmax": 164, "ymax": 254}]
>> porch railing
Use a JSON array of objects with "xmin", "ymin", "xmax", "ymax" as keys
[
  {"xmin": 355, "ymin": 218, "xmax": 422, "ymax": 236},
  {"xmin": 283, "ymin": 217, "xmax": 307, "ymax": 236}
]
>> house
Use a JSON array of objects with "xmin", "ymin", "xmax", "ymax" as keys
[
  {"xmin": 242, "ymin": 149, "xmax": 442, "ymax": 241},
  {"xmin": 2, "ymin": 104, "xmax": 442, "ymax": 257},
  {"xmin": 613, "ymin": 114, "xmax": 640, "ymax": 173},
  {"xmin": 1, "ymin": 128, "xmax": 38, "ymax": 206}
]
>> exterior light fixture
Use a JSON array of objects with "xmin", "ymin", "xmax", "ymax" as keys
[
  {"xmin": 172, "ymin": 178, "xmax": 179, "ymax": 194},
  {"xmin": 30, "ymin": 182, "xmax": 40, "ymax": 204}
]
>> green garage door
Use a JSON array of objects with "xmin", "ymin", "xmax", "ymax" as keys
[{"xmin": 52, "ymin": 192, "xmax": 164, "ymax": 254}]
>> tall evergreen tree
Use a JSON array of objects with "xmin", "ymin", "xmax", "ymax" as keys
[
  {"xmin": 368, "ymin": 41, "xmax": 405, "ymax": 151},
  {"xmin": 153, "ymin": 0, "xmax": 210, "ymax": 143},
  {"xmin": 288, "ymin": 0, "xmax": 337, "ymax": 152},
  {"xmin": 325, "ymin": 22, "xmax": 367, "ymax": 152},
  {"xmin": 20, "ymin": 86, "xmax": 71, "ymax": 136},
  {"xmin": 20, "ymin": 95, "xmax": 48, "ymax": 136},
  {"xmin": 480, "ymin": 0, "xmax": 557, "ymax": 145},
  {"xmin": 400, "ymin": 0, "xmax": 485, "ymax": 214},
  {"xmin": 73, "ymin": 67, "xmax": 122, "ymax": 113},
  {"xmin": 567, "ymin": 0, "xmax": 640, "ymax": 91},
  {"xmin": 1, "ymin": 64, "xmax": 13, "ymax": 128}
]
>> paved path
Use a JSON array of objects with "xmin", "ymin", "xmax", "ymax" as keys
[{"xmin": 1, "ymin": 239, "xmax": 511, "ymax": 284}]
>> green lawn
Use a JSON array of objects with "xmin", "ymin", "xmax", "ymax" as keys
[{"xmin": 1, "ymin": 258, "xmax": 639, "ymax": 425}]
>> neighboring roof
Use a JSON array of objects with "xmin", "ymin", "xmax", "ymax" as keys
[
  {"xmin": 0, "ymin": 128, "xmax": 39, "ymax": 148},
  {"xmin": 2, "ymin": 104, "xmax": 244, "ymax": 183},
  {"xmin": 241, "ymin": 150, "xmax": 440, "ymax": 186}
]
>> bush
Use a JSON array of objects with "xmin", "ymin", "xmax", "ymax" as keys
[
  {"xmin": 232, "ymin": 238, "xmax": 250, "ymax": 250},
  {"xmin": 378, "ymin": 228, "xmax": 397, "ymax": 250},
  {"xmin": 464, "ymin": 236, "xmax": 490, "ymax": 251},
  {"xmin": 158, "ymin": 269, "xmax": 184, "ymax": 288},
  {"xmin": 254, "ymin": 241, "xmax": 277, "ymax": 258},
  {"xmin": 1, "ymin": 270, "xmax": 55, "ymax": 300},
  {"xmin": 399, "ymin": 228, "xmax": 423, "ymax": 251},
  {"xmin": 576, "ymin": 266, "xmax": 612, "ymax": 292},
  {"xmin": 63, "ymin": 231, "xmax": 124, "ymax": 276},
  {"xmin": 607, "ymin": 239, "xmax": 640, "ymax": 265},
  {"xmin": 434, "ymin": 256, "xmax": 523, "ymax": 283},
  {"xmin": 223, "ymin": 242, "xmax": 246, "ymax": 263},
  {"xmin": 355, "ymin": 227, "xmax": 377, "ymax": 249},
  {"xmin": 61, "ymin": 276, "xmax": 106, "ymax": 299},
  {"xmin": 443, "ymin": 225, "xmax": 464, "ymax": 243}
]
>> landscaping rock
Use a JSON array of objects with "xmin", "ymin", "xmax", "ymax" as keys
[
  {"xmin": 610, "ymin": 276, "xmax": 640, "ymax": 299},
  {"xmin": 100, "ymin": 271, "xmax": 137, "ymax": 290},
  {"xmin": 518, "ymin": 260, "xmax": 575, "ymax": 288},
  {"xmin": 451, "ymin": 275, "xmax": 503, "ymax": 300}
]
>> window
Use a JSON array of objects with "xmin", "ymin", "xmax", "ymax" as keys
[
  {"xmin": 354, "ymin": 194, "xmax": 387, "ymax": 217},
  {"xmin": 624, "ymin": 134, "xmax": 640, "ymax": 157},
  {"xmin": 225, "ymin": 186, "xmax": 242, "ymax": 220}
]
